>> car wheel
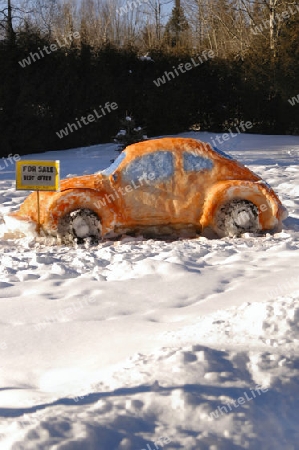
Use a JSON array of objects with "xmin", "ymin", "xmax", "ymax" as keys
[
  {"xmin": 58, "ymin": 208, "xmax": 102, "ymax": 242},
  {"xmin": 215, "ymin": 199, "xmax": 259, "ymax": 237}
]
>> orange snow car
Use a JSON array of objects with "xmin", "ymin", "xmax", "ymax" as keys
[{"xmin": 12, "ymin": 137, "xmax": 288, "ymax": 240}]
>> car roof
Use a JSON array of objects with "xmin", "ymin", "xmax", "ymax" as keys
[
  {"xmin": 122, "ymin": 137, "xmax": 261, "ymax": 182},
  {"xmin": 124, "ymin": 137, "xmax": 228, "ymax": 162}
]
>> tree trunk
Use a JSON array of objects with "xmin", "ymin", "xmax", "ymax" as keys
[
  {"xmin": 7, "ymin": 0, "xmax": 16, "ymax": 44},
  {"xmin": 175, "ymin": 0, "xmax": 180, "ymax": 45},
  {"xmin": 269, "ymin": 0, "xmax": 277, "ymax": 55}
]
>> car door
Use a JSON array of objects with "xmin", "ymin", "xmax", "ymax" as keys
[
  {"xmin": 117, "ymin": 150, "xmax": 176, "ymax": 224},
  {"xmin": 173, "ymin": 150, "xmax": 215, "ymax": 223}
]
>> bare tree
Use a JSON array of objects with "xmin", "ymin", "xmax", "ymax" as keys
[
  {"xmin": 182, "ymin": 0, "xmax": 297, "ymax": 57},
  {"xmin": 141, "ymin": 0, "xmax": 172, "ymax": 47},
  {"xmin": 0, "ymin": 0, "xmax": 19, "ymax": 43},
  {"xmin": 29, "ymin": 0, "xmax": 59, "ymax": 37},
  {"xmin": 51, "ymin": 0, "xmax": 78, "ymax": 46},
  {"xmin": 238, "ymin": 0, "xmax": 299, "ymax": 56}
]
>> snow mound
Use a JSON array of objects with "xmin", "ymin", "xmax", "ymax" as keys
[
  {"xmin": 0, "ymin": 214, "xmax": 37, "ymax": 239},
  {"xmin": 169, "ymin": 294, "xmax": 299, "ymax": 349}
]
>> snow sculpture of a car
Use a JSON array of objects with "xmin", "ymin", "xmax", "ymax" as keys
[{"xmin": 12, "ymin": 137, "xmax": 288, "ymax": 240}]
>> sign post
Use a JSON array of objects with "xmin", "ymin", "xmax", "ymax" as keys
[{"xmin": 16, "ymin": 160, "xmax": 60, "ymax": 235}]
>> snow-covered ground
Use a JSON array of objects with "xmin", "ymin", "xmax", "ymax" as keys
[{"xmin": 0, "ymin": 132, "xmax": 299, "ymax": 450}]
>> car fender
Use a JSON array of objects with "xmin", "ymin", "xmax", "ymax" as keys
[
  {"xmin": 200, "ymin": 180, "xmax": 284, "ymax": 231},
  {"xmin": 43, "ymin": 188, "xmax": 118, "ymax": 236}
]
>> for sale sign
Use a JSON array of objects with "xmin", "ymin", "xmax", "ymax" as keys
[{"xmin": 16, "ymin": 160, "xmax": 60, "ymax": 191}]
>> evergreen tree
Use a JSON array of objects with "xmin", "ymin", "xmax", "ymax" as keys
[
  {"xmin": 113, "ymin": 115, "xmax": 148, "ymax": 153},
  {"xmin": 164, "ymin": 2, "xmax": 189, "ymax": 48}
]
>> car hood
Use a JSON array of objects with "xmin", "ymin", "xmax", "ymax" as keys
[{"xmin": 60, "ymin": 173, "xmax": 107, "ymax": 191}]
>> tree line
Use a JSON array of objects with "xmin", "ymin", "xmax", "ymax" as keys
[{"xmin": 0, "ymin": 0, "xmax": 299, "ymax": 157}]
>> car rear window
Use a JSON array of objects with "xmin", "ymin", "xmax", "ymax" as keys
[{"xmin": 183, "ymin": 152, "xmax": 214, "ymax": 172}]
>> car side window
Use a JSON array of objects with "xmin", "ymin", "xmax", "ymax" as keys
[
  {"xmin": 123, "ymin": 151, "xmax": 174, "ymax": 183},
  {"xmin": 183, "ymin": 152, "xmax": 214, "ymax": 172}
]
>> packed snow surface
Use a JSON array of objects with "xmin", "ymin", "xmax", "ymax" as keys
[{"xmin": 0, "ymin": 132, "xmax": 299, "ymax": 450}]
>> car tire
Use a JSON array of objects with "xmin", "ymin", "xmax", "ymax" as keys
[
  {"xmin": 58, "ymin": 208, "xmax": 102, "ymax": 242},
  {"xmin": 215, "ymin": 199, "xmax": 259, "ymax": 237}
]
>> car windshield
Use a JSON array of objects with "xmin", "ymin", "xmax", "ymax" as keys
[{"xmin": 100, "ymin": 151, "xmax": 126, "ymax": 176}]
